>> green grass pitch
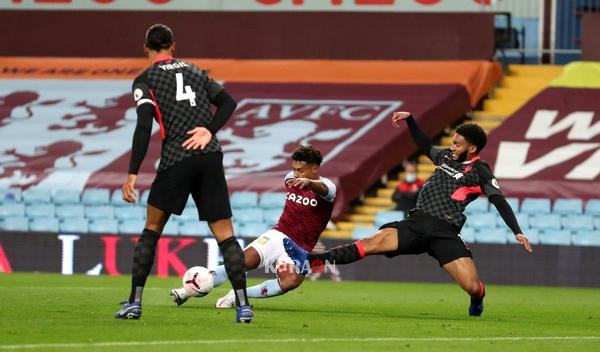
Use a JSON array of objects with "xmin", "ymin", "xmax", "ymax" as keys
[{"xmin": 0, "ymin": 273, "xmax": 599, "ymax": 351}]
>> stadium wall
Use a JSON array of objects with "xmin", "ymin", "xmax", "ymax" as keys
[
  {"xmin": 0, "ymin": 232, "xmax": 598, "ymax": 288},
  {"xmin": 0, "ymin": 11, "xmax": 495, "ymax": 60}
]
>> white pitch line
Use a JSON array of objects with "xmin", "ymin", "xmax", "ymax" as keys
[{"xmin": 1, "ymin": 336, "xmax": 599, "ymax": 350}]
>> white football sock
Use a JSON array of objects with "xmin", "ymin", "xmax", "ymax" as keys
[
  {"xmin": 246, "ymin": 279, "xmax": 284, "ymax": 298},
  {"xmin": 212, "ymin": 265, "xmax": 228, "ymax": 287}
]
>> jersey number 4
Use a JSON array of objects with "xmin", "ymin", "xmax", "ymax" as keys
[{"xmin": 175, "ymin": 72, "xmax": 196, "ymax": 107}]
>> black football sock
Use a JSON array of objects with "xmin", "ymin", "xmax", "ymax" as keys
[
  {"xmin": 308, "ymin": 241, "xmax": 366, "ymax": 265},
  {"xmin": 128, "ymin": 229, "xmax": 160, "ymax": 303},
  {"xmin": 219, "ymin": 236, "xmax": 249, "ymax": 308}
]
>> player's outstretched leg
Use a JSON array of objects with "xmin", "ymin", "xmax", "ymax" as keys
[{"xmin": 442, "ymin": 257, "xmax": 485, "ymax": 317}]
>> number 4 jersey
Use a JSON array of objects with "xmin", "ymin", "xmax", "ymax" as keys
[{"xmin": 132, "ymin": 55, "xmax": 225, "ymax": 172}]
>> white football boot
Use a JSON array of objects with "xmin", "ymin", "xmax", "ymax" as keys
[{"xmin": 215, "ymin": 289, "xmax": 236, "ymax": 309}]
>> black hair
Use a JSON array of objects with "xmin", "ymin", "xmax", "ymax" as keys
[
  {"xmin": 145, "ymin": 24, "xmax": 173, "ymax": 51},
  {"xmin": 291, "ymin": 145, "xmax": 323, "ymax": 166},
  {"xmin": 456, "ymin": 123, "xmax": 487, "ymax": 154}
]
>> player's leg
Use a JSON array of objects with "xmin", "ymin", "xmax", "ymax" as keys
[{"xmin": 443, "ymin": 257, "xmax": 485, "ymax": 316}]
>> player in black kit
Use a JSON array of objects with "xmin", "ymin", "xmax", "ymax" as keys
[
  {"xmin": 115, "ymin": 24, "xmax": 252, "ymax": 323},
  {"xmin": 285, "ymin": 111, "xmax": 532, "ymax": 317}
]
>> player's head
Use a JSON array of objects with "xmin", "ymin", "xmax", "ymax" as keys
[
  {"xmin": 403, "ymin": 161, "xmax": 418, "ymax": 183},
  {"xmin": 452, "ymin": 123, "xmax": 487, "ymax": 162},
  {"xmin": 144, "ymin": 24, "xmax": 175, "ymax": 56},
  {"xmin": 291, "ymin": 145, "xmax": 323, "ymax": 179}
]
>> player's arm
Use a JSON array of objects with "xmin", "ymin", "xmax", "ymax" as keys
[
  {"xmin": 392, "ymin": 111, "xmax": 442, "ymax": 163},
  {"xmin": 475, "ymin": 163, "xmax": 532, "ymax": 252},
  {"xmin": 286, "ymin": 177, "xmax": 336, "ymax": 202},
  {"xmin": 182, "ymin": 79, "xmax": 237, "ymax": 150}
]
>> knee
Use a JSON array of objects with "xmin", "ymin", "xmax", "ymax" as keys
[
  {"xmin": 465, "ymin": 280, "xmax": 483, "ymax": 296},
  {"xmin": 278, "ymin": 275, "xmax": 303, "ymax": 292}
]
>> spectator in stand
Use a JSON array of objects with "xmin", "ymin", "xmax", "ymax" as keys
[{"xmin": 392, "ymin": 161, "xmax": 425, "ymax": 213}]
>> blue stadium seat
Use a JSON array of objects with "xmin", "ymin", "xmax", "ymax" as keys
[
  {"xmin": 162, "ymin": 220, "xmax": 180, "ymax": 236},
  {"xmin": 562, "ymin": 214, "xmax": 594, "ymax": 231},
  {"xmin": 111, "ymin": 189, "xmax": 139, "ymax": 207},
  {"xmin": 22, "ymin": 189, "xmax": 52, "ymax": 204},
  {"xmin": 263, "ymin": 208, "xmax": 281, "ymax": 227},
  {"xmin": 59, "ymin": 218, "xmax": 89, "ymax": 234},
  {"xmin": 114, "ymin": 206, "xmax": 145, "ymax": 221},
  {"xmin": 185, "ymin": 196, "xmax": 195, "ymax": 208},
  {"xmin": 507, "ymin": 228, "xmax": 540, "ymax": 245},
  {"xmin": 0, "ymin": 188, "xmax": 22, "ymax": 204},
  {"xmin": 553, "ymin": 199, "xmax": 583, "ymax": 215},
  {"xmin": 0, "ymin": 203, "xmax": 25, "ymax": 218},
  {"xmin": 81, "ymin": 188, "xmax": 110, "ymax": 206},
  {"xmin": 475, "ymin": 227, "xmax": 508, "ymax": 244},
  {"xmin": 585, "ymin": 199, "xmax": 600, "ymax": 216},
  {"xmin": 506, "ymin": 197, "xmax": 520, "ymax": 212},
  {"xmin": 85, "ymin": 205, "xmax": 115, "ymax": 220},
  {"xmin": 118, "ymin": 219, "xmax": 145, "ymax": 235},
  {"xmin": 234, "ymin": 208, "xmax": 264, "ymax": 223},
  {"xmin": 0, "ymin": 216, "xmax": 29, "ymax": 231},
  {"xmin": 539, "ymin": 230, "xmax": 572, "ymax": 246},
  {"xmin": 26, "ymin": 204, "xmax": 55, "ymax": 218},
  {"xmin": 88, "ymin": 219, "xmax": 118, "ymax": 234},
  {"xmin": 173, "ymin": 207, "xmax": 198, "ymax": 222},
  {"xmin": 179, "ymin": 220, "xmax": 211, "ymax": 237},
  {"xmin": 238, "ymin": 222, "xmax": 269, "ymax": 237},
  {"xmin": 571, "ymin": 231, "xmax": 600, "ymax": 247},
  {"xmin": 529, "ymin": 214, "xmax": 562, "ymax": 230},
  {"xmin": 352, "ymin": 226, "xmax": 378, "ymax": 240},
  {"xmin": 55, "ymin": 204, "xmax": 85, "ymax": 219},
  {"xmin": 521, "ymin": 198, "xmax": 551, "ymax": 214},
  {"xmin": 466, "ymin": 213, "xmax": 497, "ymax": 229},
  {"xmin": 140, "ymin": 189, "xmax": 151, "ymax": 206},
  {"xmin": 230, "ymin": 191, "xmax": 258, "ymax": 209},
  {"xmin": 259, "ymin": 192, "xmax": 286, "ymax": 209},
  {"xmin": 594, "ymin": 217, "xmax": 600, "ymax": 230},
  {"xmin": 29, "ymin": 217, "xmax": 59, "ymax": 232},
  {"xmin": 465, "ymin": 198, "xmax": 489, "ymax": 214},
  {"xmin": 495, "ymin": 213, "xmax": 530, "ymax": 229},
  {"xmin": 52, "ymin": 189, "xmax": 80, "ymax": 205},
  {"xmin": 374, "ymin": 211, "xmax": 404, "ymax": 227},
  {"xmin": 459, "ymin": 227, "xmax": 475, "ymax": 243}
]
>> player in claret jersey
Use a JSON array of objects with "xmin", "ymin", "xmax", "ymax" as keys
[
  {"xmin": 170, "ymin": 145, "xmax": 337, "ymax": 308},
  {"xmin": 285, "ymin": 112, "xmax": 533, "ymax": 317}
]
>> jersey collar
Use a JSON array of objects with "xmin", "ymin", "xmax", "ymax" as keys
[
  {"xmin": 152, "ymin": 54, "xmax": 173, "ymax": 65},
  {"xmin": 462, "ymin": 155, "xmax": 481, "ymax": 164}
]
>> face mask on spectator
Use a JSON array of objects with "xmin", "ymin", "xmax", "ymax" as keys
[{"xmin": 405, "ymin": 172, "xmax": 417, "ymax": 183}]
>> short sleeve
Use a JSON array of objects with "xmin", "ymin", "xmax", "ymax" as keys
[
  {"xmin": 319, "ymin": 177, "xmax": 337, "ymax": 203},
  {"xmin": 132, "ymin": 74, "xmax": 155, "ymax": 107},
  {"xmin": 429, "ymin": 147, "xmax": 445, "ymax": 165},
  {"xmin": 207, "ymin": 79, "xmax": 225, "ymax": 102},
  {"xmin": 474, "ymin": 162, "xmax": 504, "ymax": 198},
  {"xmin": 284, "ymin": 172, "xmax": 295, "ymax": 181}
]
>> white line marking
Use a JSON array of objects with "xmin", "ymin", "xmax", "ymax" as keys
[{"xmin": 1, "ymin": 336, "xmax": 598, "ymax": 350}]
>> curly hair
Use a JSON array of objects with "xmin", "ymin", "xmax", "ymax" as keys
[
  {"xmin": 291, "ymin": 145, "xmax": 323, "ymax": 166},
  {"xmin": 456, "ymin": 123, "xmax": 487, "ymax": 154}
]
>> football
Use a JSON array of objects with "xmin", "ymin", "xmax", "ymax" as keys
[{"xmin": 182, "ymin": 266, "xmax": 214, "ymax": 297}]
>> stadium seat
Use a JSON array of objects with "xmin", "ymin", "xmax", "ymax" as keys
[
  {"xmin": 59, "ymin": 218, "xmax": 89, "ymax": 234},
  {"xmin": 465, "ymin": 197, "xmax": 489, "ymax": 214},
  {"xmin": 553, "ymin": 199, "xmax": 583, "ymax": 215},
  {"xmin": 81, "ymin": 188, "xmax": 110, "ymax": 206},
  {"xmin": 29, "ymin": 217, "xmax": 59, "ymax": 232},
  {"xmin": 508, "ymin": 228, "xmax": 540, "ymax": 245},
  {"xmin": 238, "ymin": 221, "xmax": 269, "ymax": 237},
  {"xmin": 561, "ymin": 214, "xmax": 594, "ymax": 231},
  {"xmin": 585, "ymin": 199, "xmax": 600, "ymax": 216},
  {"xmin": 495, "ymin": 213, "xmax": 530, "ymax": 229},
  {"xmin": 520, "ymin": 198, "xmax": 551, "ymax": 214},
  {"xmin": 85, "ymin": 205, "xmax": 115, "ymax": 220},
  {"xmin": 173, "ymin": 207, "xmax": 198, "ymax": 222},
  {"xmin": 140, "ymin": 189, "xmax": 151, "ymax": 206},
  {"xmin": 230, "ymin": 191, "xmax": 258, "ymax": 209},
  {"xmin": 466, "ymin": 213, "xmax": 497, "ymax": 229},
  {"xmin": 352, "ymin": 226, "xmax": 378, "ymax": 240},
  {"xmin": 263, "ymin": 208, "xmax": 281, "ymax": 227},
  {"xmin": 374, "ymin": 211, "xmax": 404, "ymax": 227},
  {"xmin": 538, "ymin": 229, "xmax": 572, "ymax": 246},
  {"xmin": 505, "ymin": 197, "xmax": 520, "ymax": 212},
  {"xmin": 179, "ymin": 220, "xmax": 211, "ymax": 237},
  {"xmin": 0, "ymin": 216, "xmax": 29, "ymax": 231},
  {"xmin": 111, "ymin": 189, "xmax": 138, "ymax": 207},
  {"xmin": 529, "ymin": 214, "xmax": 562, "ymax": 230},
  {"xmin": 25, "ymin": 204, "xmax": 55, "ymax": 218},
  {"xmin": 52, "ymin": 189, "xmax": 80, "ymax": 205},
  {"xmin": 22, "ymin": 189, "xmax": 52, "ymax": 204},
  {"xmin": 118, "ymin": 219, "xmax": 145, "ymax": 235},
  {"xmin": 185, "ymin": 196, "xmax": 195, "ymax": 208},
  {"xmin": 571, "ymin": 230, "xmax": 600, "ymax": 247},
  {"xmin": 55, "ymin": 204, "xmax": 85, "ymax": 219},
  {"xmin": 234, "ymin": 208, "xmax": 264, "ymax": 223},
  {"xmin": 162, "ymin": 220, "xmax": 180, "ymax": 236},
  {"xmin": 0, "ymin": 203, "xmax": 25, "ymax": 218},
  {"xmin": 475, "ymin": 227, "xmax": 508, "ymax": 244},
  {"xmin": 595, "ymin": 217, "xmax": 600, "ymax": 230},
  {"xmin": 259, "ymin": 192, "xmax": 286, "ymax": 209},
  {"xmin": 459, "ymin": 227, "xmax": 475, "ymax": 243},
  {"xmin": 0, "ymin": 188, "xmax": 22, "ymax": 204},
  {"xmin": 88, "ymin": 219, "xmax": 118, "ymax": 234},
  {"xmin": 114, "ymin": 206, "xmax": 145, "ymax": 221}
]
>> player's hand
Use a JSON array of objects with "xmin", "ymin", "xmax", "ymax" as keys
[
  {"xmin": 515, "ymin": 233, "xmax": 533, "ymax": 253},
  {"xmin": 286, "ymin": 177, "xmax": 312, "ymax": 190},
  {"xmin": 392, "ymin": 111, "xmax": 411, "ymax": 128},
  {"xmin": 182, "ymin": 127, "xmax": 212, "ymax": 150},
  {"xmin": 122, "ymin": 174, "xmax": 138, "ymax": 204}
]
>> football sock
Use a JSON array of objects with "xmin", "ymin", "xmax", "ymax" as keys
[
  {"xmin": 129, "ymin": 229, "xmax": 160, "ymax": 303},
  {"xmin": 246, "ymin": 279, "xmax": 284, "ymax": 298},
  {"xmin": 218, "ymin": 236, "xmax": 249, "ymax": 307},
  {"xmin": 308, "ymin": 241, "xmax": 366, "ymax": 265},
  {"xmin": 212, "ymin": 265, "xmax": 228, "ymax": 287},
  {"xmin": 472, "ymin": 281, "xmax": 485, "ymax": 300}
]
